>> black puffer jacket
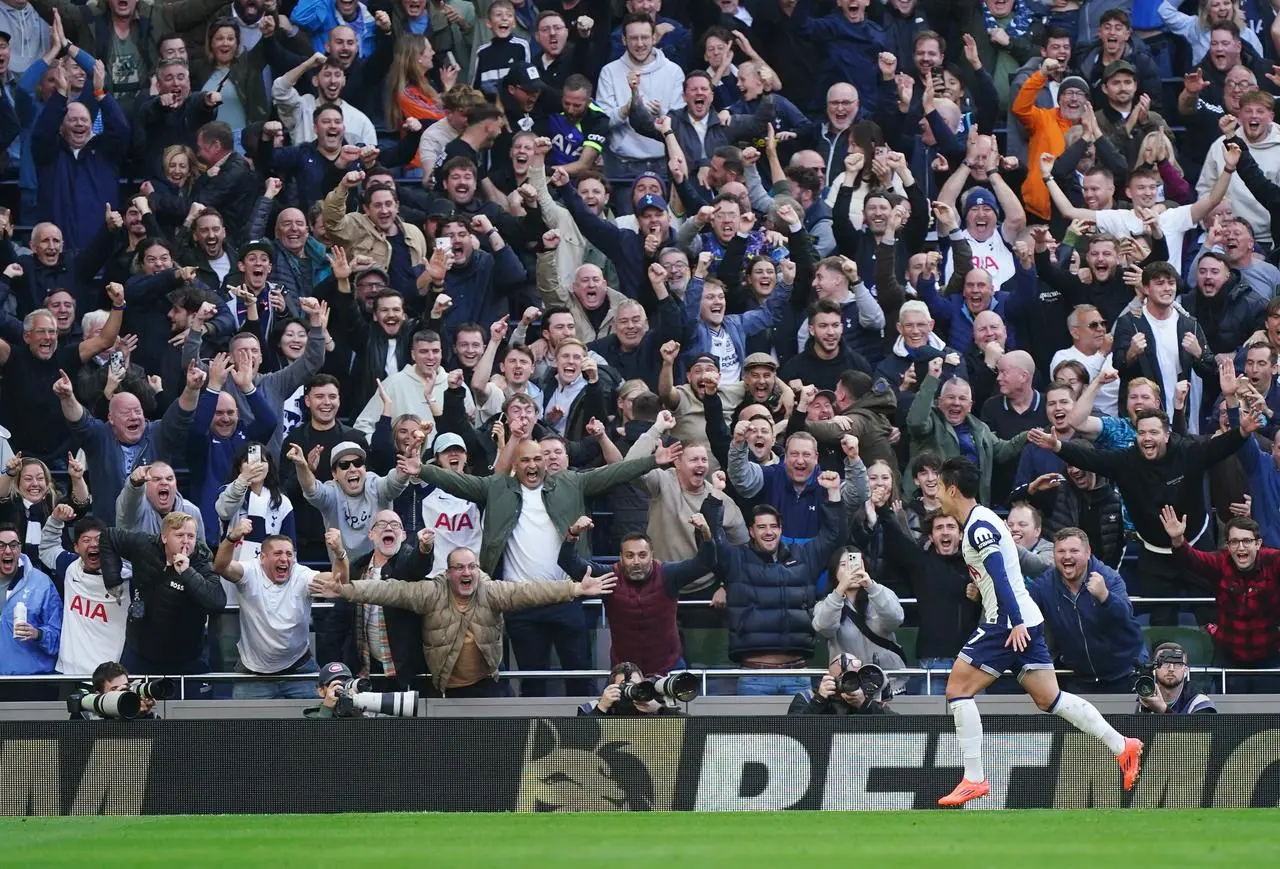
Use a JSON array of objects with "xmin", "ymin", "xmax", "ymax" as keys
[
  {"xmin": 1008, "ymin": 478, "xmax": 1125, "ymax": 569},
  {"xmin": 705, "ymin": 493, "xmax": 846, "ymax": 663},
  {"xmin": 1178, "ymin": 272, "xmax": 1267, "ymax": 360}
]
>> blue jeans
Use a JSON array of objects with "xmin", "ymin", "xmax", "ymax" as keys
[
  {"xmin": 232, "ymin": 656, "xmax": 319, "ymax": 700},
  {"xmin": 737, "ymin": 674, "xmax": 813, "ymax": 696},
  {"xmin": 911, "ymin": 657, "xmax": 953, "ymax": 696}
]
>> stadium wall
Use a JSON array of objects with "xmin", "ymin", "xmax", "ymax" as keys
[{"xmin": 2, "ymin": 716, "xmax": 1279, "ymax": 815}]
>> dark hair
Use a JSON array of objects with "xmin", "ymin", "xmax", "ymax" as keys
[
  {"xmin": 1099, "ymin": 8, "xmax": 1131, "ymax": 28},
  {"xmin": 923, "ymin": 509, "xmax": 957, "ymax": 536},
  {"xmin": 838, "ymin": 370, "xmax": 872, "ymax": 401},
  {"xmin": 684, "ymin": 69, "xmax": 714, "ymax": 90},
  {"xmin": 545, "ymin": 304, "xmax": 574, "ymax": 323},
  {"xmin": 441, "ymin": 155, "xmax": 478, "ymax": 180},
  {"xmin": 92, "ymin": 661, "xmax": 128, "ymax": 693},
  {"xmin": 783, "ymin": 165, "xmax": 823, "ymax": 198},
  {"xmin": 455, "ymin": 321, "xmax": 485, "ymax": 339},
  {"xmin": 1225, "ymin": 516, "xmax": 1262, "ymax": 538},
  {"xmin": 575, "ymin": 168, "xmax": 611, "ymax": 195},
  {"xmin": 620, "ymin": 533, "xmax": 652, "ymax": 548},
  {"xmin": 938, "ymin": 457, "xmax": 980, "ymax": 499},
  {"xmin": 373, "ymin": 288, "xmax": 404, "ymax": 309},
  {"xmin": 1052, "ymin": 525, "xmax": 1091, "ymax": 546},
  {"xmin": 711, "ymin": 145, "xmax": 744, "ymax": 177},
  {"xmin": 306, "ymin": 373, "xmax": 341, "ymax": 393},
  {"xmin": 538, "ymin": 433, "xmax": 568, "ymax": 451},
  {"xmin": 1210, "ymin": 20, "xmax": 1241, "ymax": 39},
  {"xmin": 911, "ymin": 451, "xmax": 943, "ymax": 477},
  {"xmin": 750, "ymin": 504, "xmax": 782, "ymax": 525},
  {"xmin": 1044, "ymin": 380, "xmax": 1077, "ymax": 400},
  {"xmin": 136, "ymin": 236, "xmax": 175, "ymax": 267},
  {"xmin": 808, "ymin": 298, "xmax": 843, "ymax": 323},
  {"xmin": 631, "ymin": 392, "xmax": 662, "ymax": 421},
  {"xmin": 1133, "ymin": 407, "xmax": 1170, "ymax": 429},
  {"xmin": 312, "ymin": 100, "xmax": 344, "ymax": 125},
  {"xmin": 620, "ymin": 11, "xmax": 654, "ymax": 31},
  {"xmin": 1044, "ymin": 25, "xmax": 1072, "ymax": 42},
  {"xmin": 196, "ymin": 120, "xmax": 234, "ymax": 152},
  {"xmin": 230, "ymin": 441, "xmax": 284, "ymax": 510},
  {"xmin": 71, "ymin": 516, "xmax": 106, "ymax": 545},
  {"xmin": 261, "ymin": 534, "xmax": 294, "ymax": 551},
  {"xmin": 1141, "ymin": 261, "xmax": 1179, "ymax": 286},
  {"xmin": 503, "ymin": 343, "xmax": 534, "ymax": 364}
]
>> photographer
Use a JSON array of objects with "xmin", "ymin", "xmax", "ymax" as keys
[
  {"xmin": 812, "ymin": 546, "xmax": 907, "ymax": 698},
  {"xmin": 1135, "ymin": 643, "xmax": 1217, "ymax": 715},
  {"xmin": 304, "ymin": 662, "xmax": 365, "ymax": 720},
  {"xmin": 69, "ymin": 662, "xmax": 160, "ymax": 720},
  {"xmin": 788, "ymin": 654, "xmax": 893, "ymax": 716},
  {"xmin": 577, "ymin": 662, "xmax": 686, "ymax": 717}
]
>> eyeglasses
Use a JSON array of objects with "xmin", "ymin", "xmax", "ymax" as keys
[
  {"xmin": 0, "ymin": 541, "xmax": 20, "ymax": 551},
  {"xmin": 1084, "ymin": 321, "xmax": 1106, "ymax": 330},
  {"xmin": 372, "ymin": 519, "xmax": 403, "ymax": 531},
  {"xmin": 335, "ymin": 458, "xmax": 365, "ymax": 470},
  {"xmin": 1227, "ymin": 538, "xmax": 1260, "ymax": 547}
]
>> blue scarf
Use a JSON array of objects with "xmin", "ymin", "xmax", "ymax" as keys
[{"xmin": 982, "ymin": 1, "xmax": 1034, "ymax": 40}]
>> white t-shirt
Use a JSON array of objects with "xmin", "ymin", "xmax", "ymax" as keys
[
  {"xmin": 709, "ymin": 329, "xmax": 741, "ymax": 381},
  {"xmin": 56, "ymin": 563, "xmax": 129, "ymax": 676},
  {"xmin": 1143, "ymin": 309, "xmax": 1181, "ymax": 419},
  {"xmin": 1050, "ymin": 347, "xmax": 1119, "ymax": 417},
  {"xmin": 210, "ymin": 252, "xmax": 231, "ymax": 285},
  {"xmin": 945, "ymin": 229, "xmax": 1016, "ymax": 290},
  {"xmin": 422, "ymin": 485, "xmax": 483, "ymax": 574},
  {"xmin": 504, "ymin": 485, "xmax": 566, "ymax": 581},
  {"xmin": 1094, "ymin": 206, "xmax": 1197, "ymax": 278},
  {"xmin": 234, "ymin": 560, "xmax": 316, "ymax": 674}
]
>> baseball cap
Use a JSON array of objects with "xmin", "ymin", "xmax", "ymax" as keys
[
  {"xmin": 744, "ymin": 352, "xmax": 777, "ymax": 371},
  {"xmin": 0, "ymin": 31, "xmax": 12, "ymax": 44},
  {"xmin": 1101, "ymin": 60, "xmax": 1136, "ymax": 81},
  {"xmin": 504, "ymin": 64, "xmax": 545, "ymax": 91},
  {"xmin": 239, "ymin": 238, "xmax": 274, "ymax": 260},
  {"xmin": 330, "ymin": 441, "xmax": 367, "ymax": 468},
  {"xmin": 814, "ymin": 389, "xmax": 838, "ymax": 404},
  {"xmin": 1059, "ymin": 75, "xmax": 1091, "ymax": 96},
  {"xmin": 633, "ymin": 171, "xmax": 667, "ymax": 196},
  {"xmin": 426, "ymin": 199, "xmax": 456, "ymax": 221},
  {"xmin": 636, "ymin": 193, "xmax": 668, "ymax": 214},
  {"xmin": 318, "ymin": 661, "xmax": 352, "ymax": 686},
  {"xmin": 689, "ymin": 352, "xmax": 719, "ymax": 369},
  {"xmin": 432, "ymin": 432, "xmax": 467, "ymax": 456},
  {"xmin": 355, "ymin": 266, "xmax": 390, "ymax": 286}
]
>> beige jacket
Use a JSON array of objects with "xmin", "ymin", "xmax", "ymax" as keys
[
  {"xmin": 322, "ymin": 185, "xmax": 428, "ymax": 273},
  {"xmin": 339, "ymin": 570, "xmax": 577, "ymax": 692},
  {"xmin": 535, "ymin": 248, "xmax": 631, "ymax": 343}
]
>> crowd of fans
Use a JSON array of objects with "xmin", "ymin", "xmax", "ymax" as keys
[{"xmin": 1, "ymin": 0, "xmax": 1280, "ymax": 709}]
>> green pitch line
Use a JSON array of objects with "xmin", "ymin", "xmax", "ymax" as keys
[{"xmin": 1, "ymin": 809, "xmax": 1272, "ymax": 868}]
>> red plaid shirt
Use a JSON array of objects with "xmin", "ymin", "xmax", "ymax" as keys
[{"xmin": 1175, "ymin": 544, "xmax": 1280, "ymax": 663}]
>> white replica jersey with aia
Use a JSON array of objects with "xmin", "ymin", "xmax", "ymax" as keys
[{"xmin": 962, "ymin": 504, "xmax": 1044, "ymax": 629}]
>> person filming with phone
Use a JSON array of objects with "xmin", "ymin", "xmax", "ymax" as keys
[{"xmin": 812, "ymin": 546, "xmax": 907, "ymax": 698}]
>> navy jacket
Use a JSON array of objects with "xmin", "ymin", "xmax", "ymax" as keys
[
  {"xmin": 706, "ymin": 491, "xmax": 846, "ymax": 663},
  {"xmin": 792, "ymin": 1, "xmax": 890, "ymax": 113},
  {"xmin": 32, "ymin": 93, "xmax": 130, "ymax": 252},
  {"xmin": 187, "ymin": 387, "xmax": 280, "ymax": 539},
  {"xmin": 1027, "ymin": 556, "xmax": 1146, "ymax": 682}
]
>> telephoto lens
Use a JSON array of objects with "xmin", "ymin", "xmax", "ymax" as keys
[
  {"xmin": 653, "ymin": 672, "xmax": 699, "ymax": 703},
  {"xmin": 71, "ymin": 690, "xmax": 143, "ymax": 719},
  {"xmin": 351, "ymin": 691, "xmax": 421, "ymax": 717},
  {"xmin": 132, "ymin": 678, "xmax": 176, "ymax": 702},
  {"xmin": 619, "ymin": 680, "xmax": 658, "ymax": 704}
]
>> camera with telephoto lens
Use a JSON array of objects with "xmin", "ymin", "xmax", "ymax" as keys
[
  {"xmin": 617, "ymin": 667, "xmax": 700, "ymax": 705},
  {"xmin": 1133, "ymin": 647, "xmax": 1185, "ymax": 698},
  {"xmin": 67, "ymin": 690, "xmax": 143, "ymax": 719},
  {"xmin": 131, "ymin": 678, "xmax": 175, "ymax": 702},
  {"xmin": 332, "ymin": 677, "xmax": 420, "ymax": 718},
  {"xmin": 836, "ymin": 663, "xmax": 887, "ymax": 697}
]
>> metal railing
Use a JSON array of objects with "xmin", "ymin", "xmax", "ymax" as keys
[{"xmin": 7, "ymin": 666, "xmax": 1280, "ymax": 698}]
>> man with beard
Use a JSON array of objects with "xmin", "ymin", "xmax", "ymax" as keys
[
  {"xmin": 181, "ymin": 208, "xmax": 237, "ymax": 292},
  {"xmin": 41, "ymin": 507, "xmax": 124, "ymax": 676},
  {"xmin": 623, "ymin": 424, "xmax": 747, "ymax": 610},
  {"xmin": 215, "ymin": 523, "xmax": 347, "ymax": 698},
  {"xmin": 273, "ymin": 52, "xmax": 377, "ymax": 147},
  {"xmin": 0, "ymin": 222, "xmax": 112, "ymax": 319},
  {"xmin": 0, "ymin": 284, "xmax": 126, "ymax": 464},
  {"xmin": 1033, "ymin": 231, "xmax": 1131, "ymax": 328},
  {"xmin": 59, "ymin": 354, "xmax": 199, "ymax": 522},
  {"xmin": 1026, "ymin": 527, "xmax": 1145, "ymax": 694},
  {"xmin": 437, "ymin": 157, "xmax": 518, "ymax": 242},
  {"xmin": 262, "ymin": 110, "xmax": 367, "ymax": 212},
  {"xmin": 1072, "ymin": 9, "xmax": 1163, "ymax": 111},
  {"xmin": 1180, "ymin": 251, "xmax": 1266, "ymax": 379},
  {"xmin": 314, "ymin": 509, "xmax": 433, "ymax": 689},
  {"xmin": 415, "ymin": 435, "xmax": 678, "ymax": 697},
  {"xmin": 0, "ymin": 523, "xmax": 60, "ymax": 700},
  {"xmin": 559, "ymin": 511, "xmax": 716, "ymax": 675},
  {"xmin": 291, "ymin": 438, "xmax": 415, "ymax": 563},
  {"xmin": 1177, "ymin": 24, "xmax": 1273, "ymax": 164},
  {"xmin": 1234, "ymin": 341, "xmax": 1280, "ymax": 437},
  {"xmin": 1199, "ymin": 89, "xmax": 1280, "ymax": 249},
  {"xmin": 1032, "ymin": 405, "xmax": 1263, "ymax": 625},
  {"xmin": 424, "ymin": 213, "xmax": 524, "ymax": 337},
  {"xmin": 132, "ymin": 58, "xmax": 218, "ymax": 175},
  {"xmin": 795, "ymin": 252, "xmax": 887, "ymax": 366},
  {"xmin": 1133, "ymin": 641, "xmax": 1217, "ymax": 714},
  {"xmin": 531, "ymin": 11, "xmax": 590, "ymax": 110},
  {"xmin": 1094, "ymin": 61, "xmax": 1171, "ymax": 166},
  {"xmin": 1162, "ymin": 508, "xmax": 1280, "ymax": 693},
  {"xmin": 705, "ymin": 467, "xmax": 844, "ymax": 696},
  {"xmin": 101, "ymin": 197, "xmax": 161, "ymax": 288},
  {"xmin": 316, "ymin": 21, "xmax": 394, "ymax": 119},
  {"xmin": 324, "ymin": 171, "xmax": 428, "ymax": 299},
  {"xmin": 779, "ymin": 300, "xmax": 873, "ymax": 389},
  {"xmin": 314, "ymin": 542, "xmax": 616, "ymax": 698},
  {"xmin": 440, "ymin": 102, "xmax": 504, "ymax": 190},
  {"xmin": 1013, "ymin": 59, "xmax": 1092, "ymax": 221},
  {"xmin": 281, "ymin": 375, "xmax": 368, "ymax": 557},
  {"xmin": 99, "ymin": 511, "xmax": 225, "ymax": 692},
  {"xmin": 538, "ymin": 74, "xmax": 607, "ymax": 174}
]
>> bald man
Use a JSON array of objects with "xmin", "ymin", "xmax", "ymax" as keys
[
  {"xmin": 917, "ymin": 267, "xmax": 1015, "ymax": 354},
  {"xmin": 535, "ymin": 245, "xmax": 632, "ymax": 343},
  {"xmin": 965, "ymin": 310, "xmax": 1009, "ymax": 410},
  {"xmin": 40, "ymin": 88, "xmax": 130, "ymax": 251},
  {"xmin": 981, "ymin": 349, "xmax": 1048, "ymax": 503}
]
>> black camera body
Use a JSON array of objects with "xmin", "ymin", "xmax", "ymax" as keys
[
  {"xmin": 836, "ymin": 663, "xmax": 886, "ymax": 698},
  {"xmin": 1132, "ymin": 664, "xmax": 1157, "ymax": 698},
  {"xmin": 332, "ymin": 677, "xmax": 373, "ymax": 717},
  {"xmin": 616, "ymin": 667, "xmax": 699, "ymax": 706}
]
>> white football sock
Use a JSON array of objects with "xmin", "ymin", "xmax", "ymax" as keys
[
  {"xmin": 948, "ymin": 697, "xmax": 985, "ymax": 781},
  {"xmin": 1051, "ymin": 691, "xmax": 1126, "ymax": 754}
]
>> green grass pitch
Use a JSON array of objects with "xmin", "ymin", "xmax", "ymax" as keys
[{"xmin": 1, "ymin": 809, "xmax": 1274, "ymax": 867}]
